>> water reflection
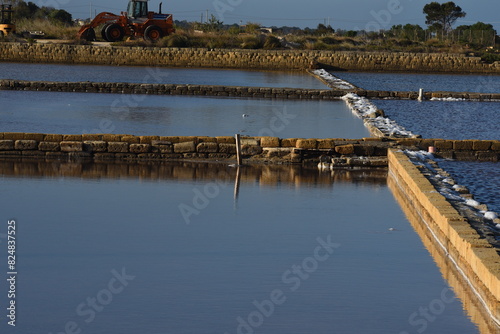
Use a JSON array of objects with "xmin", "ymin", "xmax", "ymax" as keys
[
  {"xmin": 388, "ymin": 175, "xmax": 497, "ymax": 334},
  {"xmin": 0, "ymin": 159, "xmax": 387, "ymax": 187}
]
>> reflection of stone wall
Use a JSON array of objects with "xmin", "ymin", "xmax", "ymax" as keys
[
  {"xmin": 0, "ymin": 160, "xmax": 387, "ymax": 187},
  {"xmin": 388, "ymin": 149, "xmax": 500, "ymax": 324},
  {"xmin": 1, "ymin": 43, "xmax": 500, "ymax": 73}
]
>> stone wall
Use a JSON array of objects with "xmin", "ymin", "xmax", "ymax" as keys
[
  {"xmin": 0, "ymin": 132, "xmax": 391, "ymax": 166},
  {"xmin": 0, "ymin": 133, "xmax": 498, "ymax": 164},
  {"xmin": 3, "ymin": 80, "xmax": 500, "ymax": 101},
  {"xmin": 396, "ymin": 138, "xmax": 500, "ymax": 161},
  {"xmin": 1, "ymin": 43, "xmax": 500, "ymax": 73},
  {"xmin": 388, "ymin": 149, "xmax": 500, "ymax": 324},
  {"xmin": 0, "ymin": 80, "xmax": 342, "ymax": 100}
]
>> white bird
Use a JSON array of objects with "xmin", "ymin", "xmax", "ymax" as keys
[{"xmin": 242, "ymin": 114, "xmax": 249, "ymax": 118}]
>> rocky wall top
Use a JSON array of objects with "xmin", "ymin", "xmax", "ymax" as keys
[{"xmin": 1, "ymin": 43, "xmax": 500, "ymax": 73}]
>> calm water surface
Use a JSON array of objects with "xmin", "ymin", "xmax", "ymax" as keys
[
  {"xmin": 0, "ymin": 163, "xmax": 479, "ymax": 334},
  {"xmin": 332, "ymin": 71, "xmax": 500, "ymax": 93},
  {"xmin": 373, "ymin": 100, "xmax": 500, "ymax": 140},
  {"xmin": 0, "ymin": 90, "xmax": 370, "ymax": 138},
  {"xmin": 0, "ymin": 62, "xmax": 328, "ymax": 89},
  {"xmin": 439, "ymin": 160, "xmax": 500, "ymax": 214}
]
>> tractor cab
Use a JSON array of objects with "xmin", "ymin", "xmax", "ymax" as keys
[
  {"xmin": 127, "ymin": 0, "xmax": 149, "ymax": 19},
  {"xmin": 0, "ymin": 4, "xmax": 15, "ymax": 37}
]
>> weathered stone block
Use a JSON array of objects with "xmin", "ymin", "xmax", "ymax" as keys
[
  {"xmin": 335, "ymin": 144, "xmax": 355, "ymax": 155},
  {"xmin": 197, "ymin": 142, "xmax": 218, "ymax": 153},
  {"xmin": 60, "ymin": 141, "xmax": 83, "ymax": 152},
  {"xmin": 160, "ymin": 136, "xmax": 180, "ymax": 143},
  {"xmin": 472, "ymin": 140, "xmax": 492, "ymax": 151},
  {"xmin": 281, "ymin": 138, "xmax": 298, "ymax": 147},
  {"xmin": 354, "ymin": 144, "xmax": 375, "ymax": 156},
  {"xmin": 219, "ymin": 143, "xmax": 237, "ymax": 154},
  {"xmin": 476, "ymin": 152, "xmax": 498, "ymax": 162},
  {"xmin": 139, "ymin": 136, "xmax": 160, "ymax": 144},
  {"xmin": 454, "ymin": 151, "xmax": 477, "ymax": 161},
  {"xmin": 82, "ymin": 134, "xmax": 103, "ymax": 141},
  {"xmin": 197, "ymin": 136, "xmax": 217, "ymax": 143},
  {"xmin": 108, "ymin": 142, "xmax": 129, "ymax": 153},
  {"xmin": 44, "ymin": 134, "xmax": 63, "ymax": 142},
  {"xmin": 317, "ymin": 139, "xmax": 335, "ymax": 149},
  {"xmin": 39, "ymin": 141, "xmax": 60, "ymax": 152},
  {"xmin": 491, "ymin": 141, "xmax": 500, "ymax": 151},
  {"xmin": 23, "ymin": 133, "xmax": 45, "ymax": 141},
  {"xmin": 3, "ymin": 133, "xmax": 24, "ymax": 140},
  {"xmin": 434, "ymin": 140, "xmax": 453, "ymax": 150},
  {"xmin": 296, "ymin": 139, "xmax": 317, "ymax": 149},
  {"xmin": 453, "ymin": 140, "xmax": 473, "ymax": 150},
  {"xmin": 241, "ymin": 145, "xmax": 263, "ymax": 155},
  {"xmin": 138, "ymin": 153, "xmax": 162, "ymax": 160},
  {"xmin": 15, "ymin": 140, "xmax": 38, "ymax": 150},
  {"xmin": 22, "ymin": 151, "xmax": 45, "ymax": 157},
  {"xmin": 121, "ymin": 135, "xmax": 140, "ymax": 144},
  {"xmin": 241, "ymin": 138, "xmax": 260, "ymax": 146},
  {"xmin": 174, "ymin": 141, "xmax": 196, "ymax": 153},
  {"xmin": 129, "ymin": 144, "xmax": 151, "ymax": 153},
  {"xmin": 63, "ymin": 134, "xmax": 82, "ymax": 141},
  {"xmin": 260, "ymin": 136, "xmax": 280, "ymax": 147},
  {"xmin": 83, "ymin": 141, "xmax": 107, "ymax": 152},
  {"xmin": 101, "ymin": 134, "xmax": 122, "ymax": 142}
]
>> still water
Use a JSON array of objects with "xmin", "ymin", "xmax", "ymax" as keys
[
  {"xmin": 373, "ymin": 100, "xmax": 500, "ymax": 140},
  {"xmin": 0, "ymin": 62, "xmax": 328, "ymax": 89},
  {"xmin": 0, "ymin": 90, "xmax": 370, "ymax": 138},
  {"xmin": 439, "ymin": 160, "xmax": 500, "ymax": 214},
  {"xmin": 332, "ymin": 71, "xmax": 500, "ymax": 93},
  {"xmin": 0, "ymin": 162, "xmax": 479, "ymax": 334}
]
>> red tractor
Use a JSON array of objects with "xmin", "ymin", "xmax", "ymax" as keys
[{"xmin": 77, "ymin": 0, "xmax": 175, "ymax": 42}]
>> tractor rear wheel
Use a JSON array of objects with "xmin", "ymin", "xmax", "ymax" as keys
[
  {"xmin": 144, "ymin": 25, "xmax": 163, "ymax": 42},
  {"xmin": 80, "ymin": 27, "xmax": 96, "ymax": 41},
  {"xmin": 105, "ymin": 24, "xmax": 125, "ymax": 42},
  {"xmin": 101, "ymin": 24, "xmax": 110, "ymax": 42}
]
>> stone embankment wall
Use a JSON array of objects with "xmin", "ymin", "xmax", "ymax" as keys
[
  {"xmin": 1, "ymin": 43, "xmax": 500, "ymax": 73},
  {"xmin": 396, "ymin": 138, "xmax": 500, "ymax": 161},
  {"xmin": 0, "ymin": 80, "xmax": 343, "ymax": 100},
  {"xmin": 0, "ymin": 132, "xmax": 390, "ymax": 166},
  {"xmin": 2, "ymin": 80, "xmax": 500, "ymax": 101},
  {"xmin": 0, "ymin": 132, "xmax": 499, "ymax": 164},
  {"xmin": 388, "ymin": 149, "xmax": 500, "ymax": 324}
]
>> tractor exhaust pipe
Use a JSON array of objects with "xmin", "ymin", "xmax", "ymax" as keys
[{"xmin": 159, "ymin": 2, "xmax": 162, "ymax": 14}]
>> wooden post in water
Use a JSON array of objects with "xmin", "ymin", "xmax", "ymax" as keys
[
  {"xmin": 418, "ymin": 88, "xmax": 424, "ymax": 101},
  {"xmin": 235, "ymin": 134, "xmax": 243, "ymax": 166}
]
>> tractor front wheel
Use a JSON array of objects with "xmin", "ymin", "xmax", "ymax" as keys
[
  {"xmin": 80, "ymin": 27, "xmax": 96, "ymax": 41},
  {"xmin": 144, "ymin": 25, "xmax": 163, "ymax": 42},
  {"xmin": 105, "ymin": 24, "xmax": 125, "ymax": 42}
]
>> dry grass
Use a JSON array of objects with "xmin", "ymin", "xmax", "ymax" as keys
[{"xmin": 15, "ymin": 18, "xmax": 79, "ymax": 40}]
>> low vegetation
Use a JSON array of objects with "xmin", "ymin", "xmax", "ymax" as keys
[{"xmin": 1, "ymin": 0, "xmax": 499, "ymax": 63}]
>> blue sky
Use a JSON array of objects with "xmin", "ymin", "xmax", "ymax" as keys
[{"xmin": 60, "ymin": 0, "xmax": 500, "ymax": 31}]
